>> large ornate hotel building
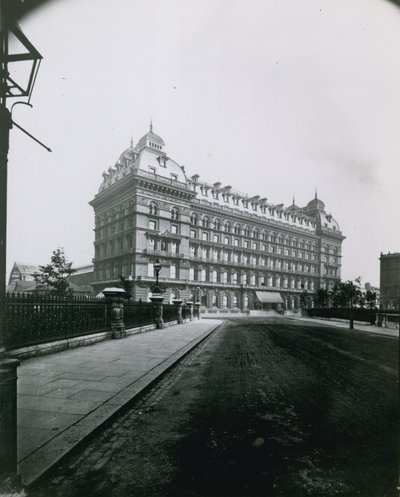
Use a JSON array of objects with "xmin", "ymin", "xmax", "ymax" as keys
[{"xmin": 89, "ymin": 125, "xmax": 344, "ymax": 310}]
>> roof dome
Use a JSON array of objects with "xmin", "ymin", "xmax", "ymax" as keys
[
  {"xmin": 306, "ymin": 192, "xmax": 325, "ymax": 210},
  {"xmin": 136, "ymin": 122, "xmax": 165, "ymax": 152}
]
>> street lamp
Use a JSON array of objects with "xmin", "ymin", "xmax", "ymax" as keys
[
  {"xmin": 152, "ymin": 259, "xmax": 162, "ymax": 295},
  {"xmin": 0, "ymin": 3, "xmax": 46, "ymax": 484}
]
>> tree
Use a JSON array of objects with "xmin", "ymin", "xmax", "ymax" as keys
[
  {"xmin": 33, "ymin": 248, "xmax": 76, "ymax": 297},
  {"xmin": 315, "ymin": 288, "xmax": 329, "ymax": 307},
  {"xmin": 364, "ymin": 290, "xmax": 377, "ymax": 310}
]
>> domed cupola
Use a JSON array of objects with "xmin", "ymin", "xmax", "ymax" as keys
[
  {"xmin": 136, "ymin": 121, "xmax": 165, "ymax": 153},
  {"xmin": 305, "ymin": 190, "xmax": 325, "ymax": 212}
]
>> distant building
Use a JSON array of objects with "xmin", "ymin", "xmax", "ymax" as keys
[
  {"xmin": 69, "ymin": 264, "xmax": 94, "ymax": 287},
  {"xmin": 379, "ymin": 252, "xmax": 400, "ymax": 310},
  {"xmin": 8, "ymin": 262, "xmax": 39, "ymax": 285},
  {"xmin": 7, "ymin": 262, "xmax": 94, "ymax": 296},
  {"xmin": 89, "ymin": 124, "xmax": 345, "ymax": 310}
]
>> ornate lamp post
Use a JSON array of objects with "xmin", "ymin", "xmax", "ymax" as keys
[{"xmin": 150, "ymin": 259, "xmax": 164, "ymax": 328}]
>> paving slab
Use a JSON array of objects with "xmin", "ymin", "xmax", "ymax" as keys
[{"xmin": 16, "ymin": 319, "xmax": 222, "ymax": 486}]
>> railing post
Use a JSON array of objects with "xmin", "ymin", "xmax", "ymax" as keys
[
  {"xmin": 150, "ymin": 295, "xmax": 164, "ymax": 329},
  {"xmin": 186, "ymin": 301, "xmax": 194, "ymax": 321},
  {"xmin": 172, "ymin": 299, "xmax": 183, "ymax": 324},
  {"xmin": 194, "ymin": 301, "xmax": 201, "ymax": 320},
  {"xmin": 102, "ymin": 288, "xmax": 127, "ymax": 339}
]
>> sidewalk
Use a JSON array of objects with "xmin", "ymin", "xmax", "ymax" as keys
[
  {"xmin": 16, "ymin": 319, "xmax": 223, "ymax": 486},
  {"xmin": 288, "ymin": 315, "xmax": 399, "ymax": 338}
]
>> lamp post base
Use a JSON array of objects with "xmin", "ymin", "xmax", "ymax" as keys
[{"xmin": 0, "ymin": 357, "xmax": 20, "ymax": 486}]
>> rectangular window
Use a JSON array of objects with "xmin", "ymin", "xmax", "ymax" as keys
[
  {"xmin": 202, "ymin": 248, "xmax": 208, "ymax": 259},
  {"xmin": 171, "ymin": 224, "xmax": 178, "ymax": 234},
  {"xmin": 250, "ymin": 275, "xmax": 256, "ymax": 286},
  {"xmin": 224, "ymin": 236, "xmax": 230, "ymax": 245},
  {"xmin": 201, "ymin": 269, "xmax": 206, "ymax": 282},
  {"xmin": 212, "ymin": 270, "xmax": 217, "ymax": 283},
  {"xmin": 242, "ymin": 274, "xmax": 248, "ymax": 285},
  {"xmin": 232, "ymin": 272, "xmax": 238, "ymax": 284},
  {"xmin": 222, "ymin": 272, "xmax": 228, "ymax": 284},
  {"xmin": 189, "ymin": 267, "xmax": 194, "ymax": 281},
  {"xmin": 234, "ymin": 238, "xmax": 239, "ymax": 247},
  {"xmin": 170, "ymin": 264, "xmax": 176, "ymax": 279},
  {"xmin": 149, "ymin": 220, "xmax": 157, "ymax": 230},
  {"xmin": 147, "ymin": 263, "xmax": 154, "ymax": 277},
  {"xmin": 202, "ymin": 232, "xmax": 209, "ymax": 241},
  {"xmin": 244, "ymin": 240, "xmax": 249, "ymax": 248},
  {"xmin": 171, "ymin": 241, "xmax": 178, "ymax": 254},
  {"xmin": 190, "ymin": 229, "xmax": 197, "ymax": 238},
  {"xmin": 262, "ymin": 244, "xmax": 266, "ymax": 251},
  {"xmin": 214, "ymin": 234, "xmax": 220, "ymax": 243}
]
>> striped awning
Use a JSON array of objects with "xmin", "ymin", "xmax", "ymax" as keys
[{"xmin": 255, "ymin": 291, "xmax": 284, "ymax": 304}]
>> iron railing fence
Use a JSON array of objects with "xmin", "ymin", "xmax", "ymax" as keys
[
  {"xmin": 124, "ymin": 301, "xmax": 155, "ymax": 329},
  {"xmin": 162, "ymin": 303, "xmax": 178, "ymax": 324},
  {"xmin": 4, "ymin": 293, "xmax": 195, "ymax": 350},
  {"xmin": 4, "ymin": 293, "xmax": 110, "ymax": 349},
  {"xmin": 306, "ymin": 307, "xmax": 376, "ymax": 324},
  {"xmin": 182, "ymin": 305, "xmax": 191, "ymax": 320}
]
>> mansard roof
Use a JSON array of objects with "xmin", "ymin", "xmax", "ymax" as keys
[{"xmin": 95, "ymin": 125, "xmax": 342, "ymax": 235}]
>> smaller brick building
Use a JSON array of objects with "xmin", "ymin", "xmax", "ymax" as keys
[{"xmin": 379, "ymin": 252, "xmax": 400, "ymax": 310}]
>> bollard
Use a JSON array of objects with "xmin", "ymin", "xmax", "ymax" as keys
[
  {"xmin": 172, "ymin": 299, "xmax": 184, "ymax": 324},
  {"xmin": 150, "ymin": 295, "xmax": 164, "ymax": 329},
  {"xmin": 0, "ymin": 357, "xmax": 21, "ymax": 489}
]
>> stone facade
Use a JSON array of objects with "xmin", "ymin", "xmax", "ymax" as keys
[{"xmin": 89, "ymin": 125, "xmax": 344, "ymax": 310}]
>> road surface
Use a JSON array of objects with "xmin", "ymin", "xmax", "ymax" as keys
[{"xmin": 29, "ymin": 318, "xmax": 399, "ymax": 497}]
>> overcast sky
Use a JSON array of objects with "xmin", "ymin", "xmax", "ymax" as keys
[{"xmin": 7, "ymin": 0, "xmax": 400, "ymax": 286}]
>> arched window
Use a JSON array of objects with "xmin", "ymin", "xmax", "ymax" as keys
[
  {"xmin": 213, "ymin": 219, "xmax": 221, "ymax": 230},
  {"xmin": 202, "ymin": 216, "xmax": 209, "ymax": 228},
  {"xmin": 171, "ymin": 207, "xmax": 179, "ymax": 220},
  {"xmin": 169, "ymin": 290, "xmax": 178, "ymax": 304},
  {"xmin": 244, "ymin": 226, "xmax": 250, "ymax": 237},
  {"xmin": 149, "ymin": 202, "xmax": 158, "ymax": 215},
  {"xmin": 224, "ymin": 221, "xmax": 231, "ymax": 233},
  {"xmin": 234, "ymin": 224, "xmax": 241, "ymax": 235},
  {"xmin": 253, "ymin": 229, "xmax": 259, "ymax": 239},
  {"xmin": 190, "ymin": 213, "xmax": 198, "ymax": 225}
]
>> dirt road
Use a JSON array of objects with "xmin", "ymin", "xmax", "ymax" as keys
[{"xmin": 29, "ymin": 318, "xmax": 399, "ymax": 497}]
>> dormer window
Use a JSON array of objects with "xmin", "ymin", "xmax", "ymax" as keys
[{"xmin": 157, "ymin": 156, "xmax": 167, "ymax": 167}]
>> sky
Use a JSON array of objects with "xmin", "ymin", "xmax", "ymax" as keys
[{"xmin": 6, "ymin": 0, "xmax": 400, "ymax": 286}]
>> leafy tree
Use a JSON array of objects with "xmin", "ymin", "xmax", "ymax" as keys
[
  {"xmin": 315, "ymin": 288, "xmax": 329, "ymax": 307},
  {"xmin": 364, "ymin": 290, "xmax": 377, "ymax": 310},
  {"xmin": 33, "ymin": 248, "xmax": 76, "ymax": 297}
]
